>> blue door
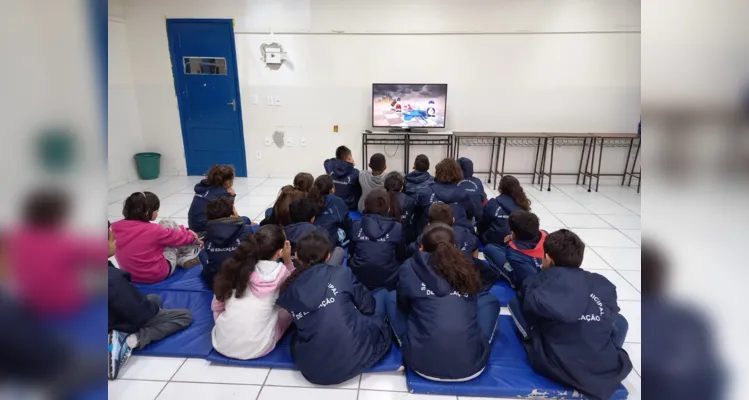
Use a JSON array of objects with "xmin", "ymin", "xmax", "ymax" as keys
[{"xmin": 166, "ymin": 19, "xmax": 248, "ymax": 177}]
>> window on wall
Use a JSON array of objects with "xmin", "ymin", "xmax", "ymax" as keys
[{"xmin": 183, "ymin": 57, "xmax": 227, "ymax": 75}]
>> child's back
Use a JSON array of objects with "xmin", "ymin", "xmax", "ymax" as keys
[
  {"xmin": 457, "ymin": 157, "xmax": 487, "ymax": 205},
  {"xmin": 311, "ymin": 175, "xmax": 353, "ymax": 246},
  {"xmin": 188, "ymin": 165, "xmax": 237, "ymax": 233},
  {"xmin": 357, "ymin": 153, "xmax": 387, "ymax": 213},
  {"xmin": 483, "ymin": 211, "xmax": 546, "ymax": 289},
  {"xmin": 404, "ymin": 155, "xmax": 434, "ymax": 198},
  {"xmin": 202, "ymin": 220, "xmax": 253, "ymax": 288},
  {"xmin": 324, "ymin": 146, "xmax": 361, "ymax": 211},
  {"xmin": 276, "ymin": 232, "xmax": 391, "ymax": 385}
]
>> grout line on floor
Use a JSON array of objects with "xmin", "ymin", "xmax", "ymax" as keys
[{"xmin": 153, "ymin": 358, "xmax": 187, "ymax": 399}]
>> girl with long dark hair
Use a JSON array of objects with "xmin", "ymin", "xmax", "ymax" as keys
[
  {"xmin": 477, "ymin": 174, "xmax": 532, "ymax": 246},
  {"xmin": 384, "ymin": 171, "xmax": 417, "ymax": 243},
  {"xmin": 308, "ymin": 174, "xmax": 353, "ymax": 247}
]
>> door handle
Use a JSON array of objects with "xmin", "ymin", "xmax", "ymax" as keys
[{"xmin": 227, "ymin": 99, "xmax": 236, "ymax": 111}]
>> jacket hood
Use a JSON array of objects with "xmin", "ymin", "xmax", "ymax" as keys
[
  {"xmin": 406, "ymin": 170, "xmax": 433, "ymax": 185},
  {"xmin": 509, "ymin": 230, "xmax": 546, "ymax": 259},
  {"xmin": 277, "ymin": 264, "xmax": 335, "ymax": 312},
  {"xmin": 458, "ymin": 158, "xmax": 474, "ymax": 178},
  {"xmin": 411, "ymin": 251, "xmax": 455, "ymax": 296},
  {"xmin": 495, "ymin": 193, "xmax": 519, "ymax": 210},
  {"xmin": 430, "ymin": 182, "xmax": 467, "ymax": 204},
  {"xmin": 360, "ymin": 214, "xmax": 398, "ymax": 240},
  {"xmin": 527, "ymin": 267, "xmax": 595, "ymax": 323},
  {"xmin": 194, "ymin": 180, "xmax": 213, "ymax": 194},
  {"xmin": 359, "ymin": 170, "xmax": 386, "ymax": 191},
  {"xmin": 205, "ymin": 217, "xmax": 247, "ymax": 247},
  {"xmin": 284, "ymin": 222, "xmax": 318, "ymax": 240},
  {"xmin": 324, "ymin": 158, "xmax": 355, "ymax": 178}
]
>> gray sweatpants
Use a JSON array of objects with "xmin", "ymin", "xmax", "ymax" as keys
[
  {"xmin": 329, "ymin": 246, "xmax": 345, "ymax": 266},
  {"xmin": 158, "ymin": 218, "xmax": 201, "ymax": 273},
  {"xmin": 134, "ymin": 294, "xmax": 192, "ymax": 350}
]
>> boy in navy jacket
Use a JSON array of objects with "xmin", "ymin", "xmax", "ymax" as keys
[
  {"xmin": 483, "ymin": 211, "xmax": 546, "ymax": 289},
  {"xmin": 285, "ymin": 197, "xmax": 345, "ymax": 266},
  {"xmin": 457, "ymin": 157, "xmax": 487, "ymax": 205},
  {"xmin": 509, "ymin": 229, "xmax": 632, "ymax": 400},
  {"xmin": 324, "ymin": 145, "xmax": 361, "ymax": 211},
  {"xmin": 201, "ymin": 197, "xmax": 254, "ymax": 287},
  {"xmin": 404, "ymin": 154, "xmax": 434, "ymax": 198},
  {"xmin": 407, "ymin": 202, "xmax": 477, "ymax": 259},
  {"xmin": 108, "ymin": 223, "xmax": 192, "ymax": 379},
  {"xmin": 348, "ymin": 189, "xmax": 405, "ymax": 290}
]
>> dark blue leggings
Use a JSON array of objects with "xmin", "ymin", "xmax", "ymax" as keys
[
  {"xmin": 509, "ymin": 295, "xmax": 628, "ymax": 348},
  {"xmin": 386, "ymin": 291, "xmax": 501, "ymax": 344}
]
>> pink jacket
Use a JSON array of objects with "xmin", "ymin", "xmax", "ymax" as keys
[
  {"xmin": 111, "ymin": 220, "xmax": 196, "ymax": 283},
  {"xmin": 211, "ymin": 260, "xmax": 294, "ymax": 319}
]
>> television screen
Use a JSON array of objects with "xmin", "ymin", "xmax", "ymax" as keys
[{"xmin": 372, "ymin": 84, "xmax": 447, "ymax": 128}]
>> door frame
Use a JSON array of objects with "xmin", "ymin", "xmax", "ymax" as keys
[{"xmin": 165, "ymin": 18, "xmax": 248, "ymax": 177}]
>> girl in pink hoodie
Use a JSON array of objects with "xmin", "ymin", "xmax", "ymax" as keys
[
  {"xmin": 111, "ymin": 192, "xmax": 202, "ymax": 283},
  {"xmin": 211, "ymin": 224, "xmax": 294, "ymax": 360}
]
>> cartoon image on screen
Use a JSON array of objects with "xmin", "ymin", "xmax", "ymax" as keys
[{"xmin": 372, "ymin": 84, "xmax": 447, "ymax": 128}]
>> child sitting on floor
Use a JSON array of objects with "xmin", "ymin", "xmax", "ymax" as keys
[
  {"xmin": 188, "ymin": 164, "xmax": 251, "ymax": 234},
  {"xmin": 458, "ymin": 157, "xmax": 488, "ymax": 206},
  {"xmin": 387, "ymin": 223, "xmax": 500, "ymax": 382},
  {"xmin": 309, "ymin": 174, "xmax": 353, "ymax": 248},
  {"xmin": 509, "ymin": 229, "xmax": 632, "ymax": 400},
  {"xmin": 384, "ymin": 171, "xmax": 417, "ymax": 244},
  {"xmin": 478, "ymin": 175, "xmax": 531, "ymax": 246},
  {"xmin": 211, "ymin": 225, "xmax": 295, "ymax": 360},
  {"xmin": 358, "ymin": 153, "xmax": 387, "ymax": 213},
  {"xmin": 348, "ymin": 189, "xmax": 405, "ymax": 291},
  {"xmin": 415, "ymin": 158, "xmax": 482, "ymax": 234},
  {"xmin": 406, "ymin": 202, "xmax": 477, "ymax": 259},
  {"xmin": 404, "ymin": 154, "xmax": 434, "ymax": 198},
  {"xmin": 284, "ymin": 197, "xmax": 345, "ymax": 266},
  {"xmin": 260, "ymin": 172, "xmax": 314, "ymax": 226},
  {"xmin": 201, "ymin": 197, "xmax": 254, "ymax": 288},
  {"xmin": 324, "ymin": 146, "xmax": 361, "ymax": 211},
  {"xmin": 108, "ymin": 222, "xmax": 192, "ymax": 379},
  {"xmin": 276, "ymin": 231, "xmax": 391, "ymax": 385},
  {"xmin": 483, "ymin": 211, "xmax": 547, "ymax": 289},
  {"xmin": 112, "ymin": 192, "xmax": 203, "ymax": 283}
]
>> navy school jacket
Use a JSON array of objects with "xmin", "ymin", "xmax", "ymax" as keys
[
  {"xmin": 477, "ymin": 194, "xmax": 522, "ymax": 246},
  {"xmin": 202, "ymin": 217, "xmax": 253, "ymax": 287},
  {"xmin": 348, "ymin": 214, "xmax": 405, "ymax": 290},
  {"xmin": 188, "ymin": 180, "xmax": 235, "ymax": 233},
  {"xmin": 406, "ymin": 224, "xmax": 478, "ymax": 260},
  {"xmin": 393, "ymin": 191, "xmax": 417, "ymax": 243},
  {"xmin": 396, "ymin": 251, "xmax": 492, "ymax": 380},
  {"xmin": 415, "ymin": 183, "xmax": 482, "ymax": 234},
  {"xmin": 518, "ymin": 267, "xmax": 633, "ymax": 400},
  {"xmin": 404, "ymin": 170, "xmax": 434, "ymax": 198},
  {"xmin": 108, "ymin": 263, "xmax": 159, "ymax": 333},
  {"xmin": 487, "ymin": 231, "xmax": 547, "ymax": 289},
  {"xmin": 276, "ymin": 264, "xmax": 391, "ymax": 385},
  {"xmin": 457, "ymin": 158, "xmax": 488, "ymax": 204},
  {"xmin": 324, "ymin": 158, "xmax": 362, "ymax": 211},
  {"xmin": 284, "ymin": 221, "xmax": 329, "ymax": 253},
  {"xmin": 313, "ymin": 194, "xmax": 353, "ymax": 247}
]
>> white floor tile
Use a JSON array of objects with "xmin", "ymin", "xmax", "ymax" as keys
[
  {"xmin": 534, "ymin": 213, "xmax": 565, "ymax": 227},
  {"xmin": 553, "ymin": 214, "xmax": 611, "ymax": 228},
  {"xmin": 618, "ymin": 270, "xmax": 641, "ymax": 292},
  {"xmin": 623, "ymin": 343, "xmax": 641, "ymax": 375},
  {"xmin": 360, "ymin": 390, "xmax": 456, "ymax": 400},
  {"xmin": 537, "ymin": 201, "xmax": 591, "ymax": 214},
  {"xmin": 591, "ymin": 270, "xmax": 641, "ymax": 301},
  {"xmin": 234, "ymin": 177, "xmax": 268, "ymax": 188},
  {"xmin": 171, "ymin": 359, "xmax": 269, "ymax": 385},
  {"xmin": 591, "ymin": 247, "xmax": 641, "ymax": 270},
  {"xmin": 263, "ymin": 178, "xmax": 295, "ymax": 186},
  {"xmin": 236, "ymin": 194, "xmax": 277, "ymax": 207},
  {"xmin": 108, "ymin": 201, "xmax": 124, "ymax": 218},
  {"xmin": 108, "ymin": 379, "xmax": 165, "ymax": 400},
  {"xmin": 526, "ymin": 191, "xmax": 574, "ymax": 203},
  {"xmin": 618, "ymin": 301, "xmax": 641, "ymax": 344},
  {"xmin": 258, "ymin": 386, "xmax": 358, "ymax": 400},
  {"xmin": 582, "ymin": 248, "xmax": 614, "ymax": 270},
  {"xmin": 599, "ymin": 215, "xmax": 641, "ymax": 230},
  {"xmin": 622, "ymin": 371, "xmax": 642, "ymax": 400},
  {"xmin": 360, "ymin": 371, "xmax": 408, "ymax": 392},
  {"xmin": 574, "ymin": 229, "xmax": 640, "ymax": 248},
  {"xmin": 620, "ymin": 229, "xmax": 641, "ymax": 245},
  {"xmin": 168, "ymin": 205, "xmax": 192, "ymax": 219},
  {"xmin": 540, "ymin": 225, "xmax": 566, "ymax": 234},
  {"xmin": 581, "ymin": 200, "xmax": 636, "ymax": 216},
  {"xmin": 264, "ymin": 369, "xmax": 360, "ymax": 389},
  {"xmin": 119, "ymin": 356, "xmax": 185, "ymax": 381},
  {"xmin": 251, "ymin": 185, "xmax": 286, "ymax": 196},
  {"xmin": 156, "ymin": 382, "xmax": 261, "ymax": 400}
]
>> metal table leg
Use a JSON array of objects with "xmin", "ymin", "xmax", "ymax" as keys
[
  {"xmin": 538, "ymin": 137, "xmax": 548, "ymax": 191},
  {"xmin": 404, "ymin": 134, "xmax": 410, "ymax": 172},
  {"xmin": 622, "ymin": 138, "xmax": 634, "ymax": 185},
  {"xmin": 487, "ymin": 137, "xmax": 496, "ymax": 183},
  {"xmin": 576, "ymin": 137, "xmax": 588, "ymax": 185},
  {"xmin": 588, "ymin": 137, "xmax": 597, "ymax": 192},
  {"xmin": 532, "ymin": 138, "xmax": 541, "ymax": 184},
  {"xmin": 500, "ymin": 137, "xmax": 509, "ymax": 182},
  {"xmin": 547, "ymin": 137, "xmax": 556, "ymax": 191},
  {"xmin": 494, "ymin": 137, "xmax": 503, "ymax": 190},
  {"xmin": 595, "ymin": 137, "xmax": 604, "ymax": 192},
  {"xmin": 362, "ymin": 134, "xmax": 368, "ymax": 171},
  {"xmin": 628, "ymin": 140, "xmax": 640, "ymax": 186}
]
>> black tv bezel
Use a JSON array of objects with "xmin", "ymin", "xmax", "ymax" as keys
[{"xmin": 371, "ymin": 83, "xmax": 448, "ymax": 129}]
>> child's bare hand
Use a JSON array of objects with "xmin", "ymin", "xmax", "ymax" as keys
[
  {"xmin": 504, "ymin": 234, "xmax": 512, "ymax": 243},
  {"xmin": 227, "ymin": 187, "xmax": 236, "ymax": 196},
  {"xmin": 282, "ymin": 240, "xmax": 293, "ymax": 264},
  {"xmin": 189, "ymin": 230, "xmax": 199, "ymax": 240}
]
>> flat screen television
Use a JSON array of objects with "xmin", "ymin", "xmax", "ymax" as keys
[{"xmin": 372, "ymin": 83, "xmax": 447, "ymax": 129}]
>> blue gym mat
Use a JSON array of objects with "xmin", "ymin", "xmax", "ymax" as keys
[
  {"xmin": 489, "ymin": 280, "xmax": 515, "ymax": 306},
  {"xmin": 406, "ymin": 316, "xmax": 629, "ymax": 399},
  {"xmin": 349, "ymin": 211, "xmax": 362, "ymax": 221},
  {"xmin": 133, "ymin": 289, "xmax": 215, "ymax": 358},
  {"xmin": 133, "ymin": 265, "xmax": 212, "ymax": 293},
  {"xmin": 206, "ymin": 332, "xmax": 403, "ymax": 372}
]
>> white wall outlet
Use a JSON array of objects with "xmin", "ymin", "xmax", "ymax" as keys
[
  {"xmin": 300, "ymin": 138, "xmax": 307, "ymax": 147},
  {"xmin": 256, "ymin": 151, "xmax": 262, "ymax": 159},
  {"xmin": 251, "ymin": 94, "xmax": 259, "ymax": 105},
  {"xmin": 266, "ymin": 95, "xmax": 274, "ymax": 106},
  {"xmin": 264, "ymin": 137, "xmax": 272, "ymax": 146},
  {"xmin": 284, "ymin": 137, "xmax": 294, "ymax": 147},
  {"xmin": 274, "ymin": 97, "xmax": 282, "ymax": 106}
]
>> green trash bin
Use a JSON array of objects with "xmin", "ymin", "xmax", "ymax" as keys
[{"xmin": 134, "ymin": 152, "xmax": 161, "ymax": 180}]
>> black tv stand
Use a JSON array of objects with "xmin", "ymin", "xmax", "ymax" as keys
[{"xmin": 388, "ymin": 127, "xmax": 428, "ymax": 133}]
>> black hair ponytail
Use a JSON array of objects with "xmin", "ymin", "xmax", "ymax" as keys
[
  {"xmin": 422, "ymin": 223, "xmax": 481, "ymax": 295},
  {"xmin": 309, "ymin": 175, "xmax": 334, "ymax": 212},
  {"xmin": 383, "ymin": 171, "xmax": 403, "ymax": 219}
]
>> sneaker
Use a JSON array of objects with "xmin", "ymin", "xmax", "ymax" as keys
[
  {"xmin": 108, "ymin": 330, "xmax": 133, "ymax": 380},
  {"xmin": 181, "ymin": 256, "xmax": 200, "ymax": 268}
]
